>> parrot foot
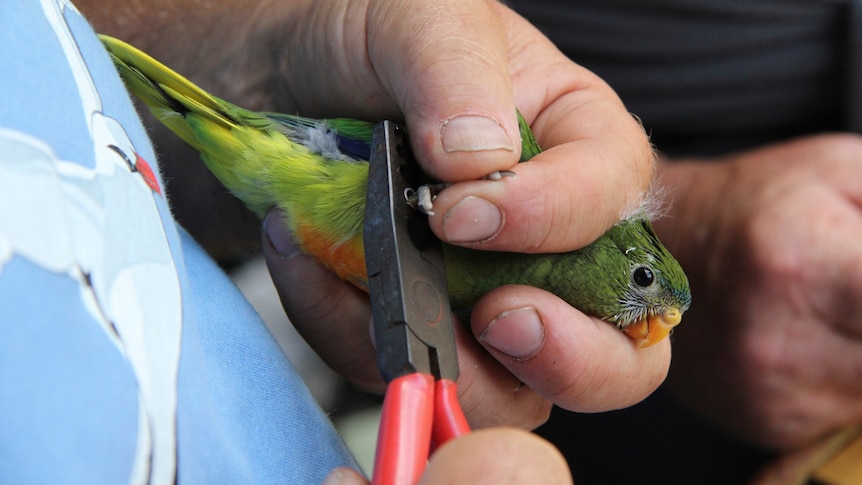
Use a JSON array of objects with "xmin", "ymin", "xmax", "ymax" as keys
[
  {"xmin": 404, "ymin": 171, "xmax": 515, "ymax": 216},
  {"xmin": 405, "ymin": 184, "xmax": 449, "ymax": 216}
]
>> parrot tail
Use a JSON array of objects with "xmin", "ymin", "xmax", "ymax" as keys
[
  {"xmin": 99, "ymin": 34, "xmax": 237, "ymax": 151},
  {"xmin": 100, "ymin": 34, "xmax": 372, "ymax": 281},
  {"xmin": 99, "ymin": 34, "xmax": 327, "ymax": 216}
]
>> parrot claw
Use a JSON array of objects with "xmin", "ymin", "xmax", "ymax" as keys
[
  {"xmin": 404, "ymin": 171, "xmax": 513, "ymax": 215},
  {"xmin": 405, "ymin": 183, "xmax": 449, "ymax": 216},
  {"xmin": 484, "ymin": 170, "xmax": 516, "ymax": 181}
]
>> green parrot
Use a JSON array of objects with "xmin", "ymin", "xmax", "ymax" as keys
[{"xmin": 100, "ymin": 35, "xmax": 691, "ymax": 347}]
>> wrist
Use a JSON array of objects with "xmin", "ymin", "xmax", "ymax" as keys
[{"xmin": 652, "ymin": 157, "xmax": 732, "ymax": 287}]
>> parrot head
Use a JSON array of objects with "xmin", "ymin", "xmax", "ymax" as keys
[{"xmin": 602, "ymin": 217, "xmax": 691, "ymax": 347}]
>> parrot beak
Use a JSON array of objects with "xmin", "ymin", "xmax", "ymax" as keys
[{"xmin": 622, "ymin": 307, "xmax": 682, "ymax": 348}]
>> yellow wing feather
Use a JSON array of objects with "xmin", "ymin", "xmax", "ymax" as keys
[{"xmin": 102, "ymin": 34, "xmax": 371, "ymax": 283}]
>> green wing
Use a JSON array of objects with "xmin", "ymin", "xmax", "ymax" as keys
[{"xmin": 517, "ymin": 110, "xmax": 542, "ymax": 161}]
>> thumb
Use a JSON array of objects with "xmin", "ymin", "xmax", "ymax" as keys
[
  {"xmin": 320, "ymin": 429, "xmax": 572, "ymax": 485},
  {"xmin": 421, "ymin": 428, "xmax": 573, "ymax": 485},
  {"xmin": 366, "ymin": 0, "xmax": 521, "ymax": 181}
]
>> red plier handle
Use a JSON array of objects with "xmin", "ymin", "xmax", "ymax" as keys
[
  {"xmin": 372, "ymin": 375, "xmax": 469, "ymax": 484},
  {"xmin": 364, "ymin": 121, "xmax": 470, "ymax": 485}
]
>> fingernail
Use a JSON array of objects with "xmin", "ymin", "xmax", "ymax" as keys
[
  {"xmin": 263, "ymin": 209, "xmax": 300, "ymax": 259},
  {"xmin": 442, "ymin": 196, "xmax": 503, "ymax": 243},
  {"xmin": 440, "ymin": 115, "xmax": 514, "ymax": 153},
  {"xmin": 480, "ymin": 307, "xmax": 545, "ymax": 360}
]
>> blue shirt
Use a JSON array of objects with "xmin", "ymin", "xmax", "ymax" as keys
[{"xmin": 0, "ymin": 1, "xmax": 357, "ymax": 483}]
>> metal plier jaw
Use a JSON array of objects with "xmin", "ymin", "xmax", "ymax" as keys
[
  {"xmin": 364, "ymin": 121, "xmax": 468, "ymax": 485},
  {"xmin": 364, "ymin": 120, "xmax": 459, "ymax": 383}
]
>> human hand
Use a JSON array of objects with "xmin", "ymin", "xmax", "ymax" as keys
[
  {"xmin": 321, "ymin": 427, "xmax": 572, "ymax": 485},
  {"xmin": 88, "ymin": 0, "xmax": 652, "ymax": 251},
  {"xmin": 86, "ymin": 0, "xmax": 667, "ymax": 426},
  {"xmin": 261, "ymin": 0, "xmax": 668, "ymax": 427},
  {"xmin": 653, "ymin": 134, "xmax": 862, "ymax": 450}
]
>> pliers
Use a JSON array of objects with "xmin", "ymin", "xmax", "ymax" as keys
[{"xmin": 364, "ymin": 121, "xmax": 471, "ymax": 485}]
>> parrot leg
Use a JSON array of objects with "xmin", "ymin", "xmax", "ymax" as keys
[
  {"xmin": 405, "ymin": 185, "xmax": 447, "ymax": 215},
  {"xmin": 405, "ymin": 171, "xmax": 516, "ymax": 216}
]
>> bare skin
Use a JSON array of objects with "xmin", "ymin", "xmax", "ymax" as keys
[
  {"xmin": 655, "ymin": 134, "xmax": 862, "ymax": 450},
  {"xmin": 323, "ymin": 428, "xmax": 573, "ymax": 485}
]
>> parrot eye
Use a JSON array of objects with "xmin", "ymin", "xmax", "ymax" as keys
[{"xmin": 632, "ymin": 266, "xmax": 654, "ymax": 287}]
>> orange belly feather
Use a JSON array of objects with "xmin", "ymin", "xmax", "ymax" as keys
[{"xmin": 295, "ymin": 223, "xmax": 369, "ymax": 291}]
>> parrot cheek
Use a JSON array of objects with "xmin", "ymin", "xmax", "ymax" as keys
[{"xmin": 622, "ymin": 306, "xmax": 682, "ymax": 348}]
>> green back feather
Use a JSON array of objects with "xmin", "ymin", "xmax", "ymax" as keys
[{"xmin": 517, "ymin": 111, "xmax": 542, "ymax": 161}]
